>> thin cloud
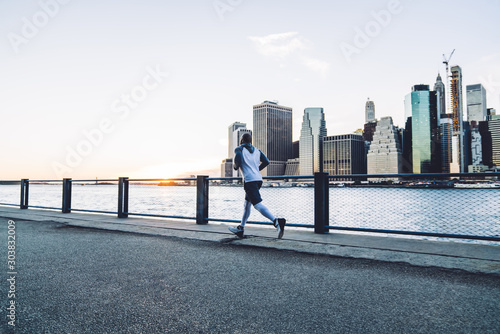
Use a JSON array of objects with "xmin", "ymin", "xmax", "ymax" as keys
[
  {"xmin": 302, "ymin": 57, "xmax": 331, "ymax": 76},
  {"xmin": 479, "ymin": 53, "xmax": 500, "ymax": 62},
  {"xmin": 248, "ymin": 32, "xmax": 307, "ymax": 59},
  {"xmin": 249, "ymin": 32, "xmax": 331, "ymax": 77}
]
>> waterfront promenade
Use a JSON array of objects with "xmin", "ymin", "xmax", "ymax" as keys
[{"xmin": 0, "ymin": 207, "xmax": 499, "ymax": 333}]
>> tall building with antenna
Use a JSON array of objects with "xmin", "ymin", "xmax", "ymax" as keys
[
  {"xmin": 363, "ymin": 98, "xmax": 377, "ymax": 142},
  {"xmin": 434, "ymin": 73, "xmax": 446, "ymax": 115},
  {"xmin": 365, "ymin": 98, "xmax": 375, "ymax": 123}
]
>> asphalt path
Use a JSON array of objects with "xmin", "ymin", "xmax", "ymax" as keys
[{"xmin": 0, "ymin": 219, "xmax": 499, "ymax": 333}]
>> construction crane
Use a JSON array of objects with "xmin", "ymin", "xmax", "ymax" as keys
[
  {"xmin": 442, "ymin": 49, "xmax": 455, "ymax": 77},
  {"xmin": 442, "ymin": 49, "xmax": 455, "ymax": 114}
]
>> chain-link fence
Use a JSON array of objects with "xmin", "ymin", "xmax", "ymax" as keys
[
  {"xmin": 208, "ymin": 178, "xmax": 314, "ymax": 227},
  {"xmin": 27, "ymin": 182, "xmax": 63, "ymax": 210},
  {"xmin": 329, "ymin": 187, "xmax": 500, "ymax": 238},
  {"xmin": 327, "ymin": 173, "xmax": 500, "ymax": 240},
  {"xmin": 1, "ymin": 174, "xmax": 498, "ymax": 241},
  {"xmin": 126, "ymin": 180, "xmax": 196, "ymax": 219},
  {"xmin": 70, "ymin": 180, "xmax": 119, "ymax": 214},
  {"xmin": 0, "ymin": 182, "xmax": 20, "ymax": 207}
]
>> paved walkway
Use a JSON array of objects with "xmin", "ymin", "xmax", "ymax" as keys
[
  {"xmin": 1, "ymin": 215, "xmax": 499, "ymax": 333},
  {"xmin": 1, "ymin": 206, "xmax": 499, "ymax": 276}
]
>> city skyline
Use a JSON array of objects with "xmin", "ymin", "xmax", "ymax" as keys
[{"xmin": 1, "ymin": 1, "xmax": 500, "ymax": 179}]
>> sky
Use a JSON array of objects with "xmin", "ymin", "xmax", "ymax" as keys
[{"xmin": 1, "ymin": 0, "xmax": 499, "ymax": 180}]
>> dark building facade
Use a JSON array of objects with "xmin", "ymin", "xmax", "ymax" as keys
[
  {"xmin": 479, "ymin": 120, "xmax": 492, "ymax": 167},
  {"xmin": 253, "ymin": 101, "xmax": 293, "ymax": 176},
  {"xmin": 363, "ymin": 122, "xmax": 377, "ymax": 142},
  {"xmin": 323, "ymin": 134, "xmax": 366, "ymax": 176},
  {"xmin": 402, "ymin": 117, "xmax": 412, "ymax": 173}
]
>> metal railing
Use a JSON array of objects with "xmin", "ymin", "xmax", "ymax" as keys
[{"xmin": 0, "ymin": 173, "xmax": 498, "ymax": 241}]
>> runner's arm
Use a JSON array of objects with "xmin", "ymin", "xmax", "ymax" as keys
[
  {"xmin": 259, "ymin": 152, "xmax": 270, "ymax": 171},
  {"xmin": 234, "ymin": 147, "xmax": 242, "ymax": 170}
]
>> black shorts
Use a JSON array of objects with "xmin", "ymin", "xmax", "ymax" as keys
[{"xmin": 244, "ymin": 181, "xmax": 263, "ymax": 205}]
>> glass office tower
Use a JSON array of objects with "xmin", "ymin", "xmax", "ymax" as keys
[
  {"xmin": 299, "ymin": 107, "xmax": 327, "ymax": 175},
  {"xmin": 466, "ymin": 84, "xmax": 487, "ymax": 123},
  {"xmin": 405, "ymin": 85, "xmax": 441, "ymax": 174}
]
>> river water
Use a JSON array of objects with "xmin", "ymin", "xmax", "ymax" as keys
[{"xmin": 0, "ymin": 184, "xmax": 499, "ymax": 241}]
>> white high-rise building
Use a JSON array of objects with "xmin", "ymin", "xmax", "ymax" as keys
[
  {"xmin": 231, "ymin": 126, "xmax": 252, "ymax": 177},
  {"xmin": 222, "ymin": 122, "xmax": 252, "ymax": 177},
  {"xmin": 228, "ymin": 122, "xmax": 247, "ymax": 158},
  {"xmin": 365, "ymin": 98, "xmax": 376, "ymax": 123},
  {"xmin": 367, "ymin": 117, "xmax": 403, "ymax": 178},
  {"xmin": 299, "ymin": 107, "xmax": 327, "ymax": 175}
]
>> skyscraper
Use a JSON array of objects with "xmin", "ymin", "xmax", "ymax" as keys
[
  {"xmin": 228, "ymin": 122, "xmax": 247, "ymax": 158},
  {"xmin": 450, "ymin": 65, "xmax": 465, "ymax": 172},
  {"xmin": 404, "ymin": 85, "xmax": 441, "ymax": 174},
  {"xmin": 367, "ymin": 117, "xmax": 403, "ymax": 177},
  {"xmin": 489, "ymin": 116, "xmax": 500, "ymax": 167},
  {"xmin": 434, "ymin": 73, "xmax": 446, "ymax": 115},
  {"xmin": 220, "ymin": 158, "xmax": 233, "ymax": 177},
  {"xmin": 440, "ymin": 115, "xmax": 453, "ymax": 173},
  {"xmin": 323, "ymin": 134, "xmax": 366, "ymax": 177},
  {"xmin": 231, "ymin": 127, "xmax": 252, "ymax": 177},
  {"xmin": 365, "ymin": 98, "xmax": 375, "ymax": 123},
  {"xmin": 466, "ymin": 84, "xmax": 487, "ymax": 123},
  {"xmin": 299, "ymin": 107, "xmax": 327, "ymax": 175},
  {"xmin": 362, "ymin": 98, "xmax": 377, "ymax": 142},
  {"xmin": 402, "ymin": 116, "xmax": 413, "ymax": 173},
  {"xmin": 451, "ymin": 66, "xmax": 463, "ymax": 132},
  {"xmin": 253, "ymin": 101, "xmax": 293, "ymax": 176},
  {"xmin": 222, "ymin": 122, "xmax": 252, "ymax": 177},
  {"xmin": 470, "ymin": 127, "xmax": 482, "ymax": 166},
  {"xmin": 479, "ymin": 120, "xmax": 492, "ymax": 167}
]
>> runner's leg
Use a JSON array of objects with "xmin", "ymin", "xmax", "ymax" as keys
[
  {"xmin": 240, "ymin": 200, "xmax": 252, "ymax": 227},
  {"xmin": 254, "ymin": 202, "xmax": 276, "ymax": 222}
]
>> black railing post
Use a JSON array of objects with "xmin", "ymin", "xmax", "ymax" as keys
[
  {"xmin": 118, "ymin": 177, "xmax": 129, "ymax": 218},
  {"xmin": 314, "ymin": 172, "xmax": 329, "ymax": 234},
  {"xmin": 20, "ymin": 179, "xmax": 29, "ymax": 209},
  {"xmin": 62, "ymin": 178, "xmax": 72, "ymax": 213},
  {"xmin": 196, "ymin": 175, "xmax": 209, "ymax": 225}
]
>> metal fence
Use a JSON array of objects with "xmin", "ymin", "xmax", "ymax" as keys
[{"xmin": 0, "ymin": 173, "xmax": 499, "ymax": 241}]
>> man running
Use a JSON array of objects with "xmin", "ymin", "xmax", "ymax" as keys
[{"xmin": 228, "ymin": 133, "xmax": 286, "ymax": 238}]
